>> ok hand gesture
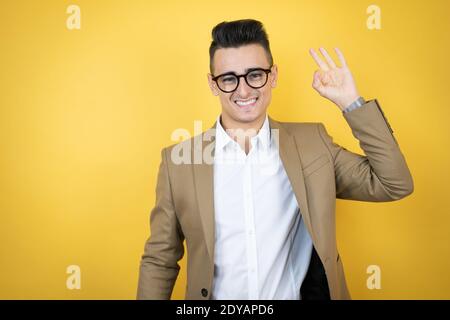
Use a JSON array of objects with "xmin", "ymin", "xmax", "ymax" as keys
[{"xmin": 309, "ymin": 47, "xmax": 361, "ymax": 111}]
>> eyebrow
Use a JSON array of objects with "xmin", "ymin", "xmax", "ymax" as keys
[{"xmin": 218, "ymin": 67, "xmax": 265, "ymax": 76}]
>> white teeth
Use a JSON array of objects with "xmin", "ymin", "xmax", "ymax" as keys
[{"xmin": 235, "ymin": 98, "xmax": 257, "ymax": 106}]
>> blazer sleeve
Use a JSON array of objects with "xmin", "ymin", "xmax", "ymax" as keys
[
  {"xmin": 137, "ymin": 147, "xmax": 185, "ymax": 299},
  {"xmin": 318, "ymin": 99, "xmax": 414, "ymax": 202}
]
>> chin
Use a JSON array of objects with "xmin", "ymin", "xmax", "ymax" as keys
[
  {"xmin": 231, "ymin": 103, "xmax": 266, "ymax": 123},
  {"xmin": 234, "ymin": 113, "xmax": 261, "ymax": 123}
]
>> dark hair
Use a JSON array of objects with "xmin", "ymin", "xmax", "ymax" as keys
[{"xmin": 209, "ymin": 19, "xmax": 273, "ymax": 74}]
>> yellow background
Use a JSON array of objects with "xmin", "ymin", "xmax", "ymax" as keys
[{"xmin": 1, "ymin": 0, "xmax": 449, "ymax": 299}]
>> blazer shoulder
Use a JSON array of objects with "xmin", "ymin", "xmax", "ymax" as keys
[
  {"xmin": 161, "ymin": 127, "xmax": 215, "ymax": 169},
  {"xmin": 276, "ymin": 120, "xmax": 324, "ymax": 138},
  {"xmin": 275, "ymin": 120, "xmax": 332, "ymax": 156}
]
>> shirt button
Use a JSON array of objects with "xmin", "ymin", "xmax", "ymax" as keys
[{"xmin": 201, "ymin": 288, "xmax": 208, "ymax": 297}]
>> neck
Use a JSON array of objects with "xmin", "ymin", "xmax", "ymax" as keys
[
  {"xmin": 220, "ymin": 112, "xmax": 266, "ymax": 133},
  {"xmin": 219, "ymin": 113, "xmax": 266, "ymax": 154}
]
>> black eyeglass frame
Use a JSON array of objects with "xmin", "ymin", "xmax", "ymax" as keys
[{"xmin": 211, "ymin": 66, "xmax": 273, "ymax": 93}]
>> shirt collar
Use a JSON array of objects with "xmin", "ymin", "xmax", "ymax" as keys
[{"xmin": 215, "ymin": 114, "xmax": 271, "ymax": 152}]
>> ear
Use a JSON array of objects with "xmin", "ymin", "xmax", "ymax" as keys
[
  {"xmin": 207, "ymin": 73, "xmax": 219, "ymax": 96},
  {"xmin": 270, "ymin": 64, "xmax": 278, "ymax": 88}
]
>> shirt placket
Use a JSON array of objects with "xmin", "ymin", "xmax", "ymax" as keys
[{"xmin": 243, "ymin": 142, "xmax": 259, "ymax": 299}]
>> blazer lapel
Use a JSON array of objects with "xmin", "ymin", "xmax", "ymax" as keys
[
  {"xmin": 268, "ymin": 116, "xmax": 315, "ymax": 244},
  {"xmin": 192, "ymin": 122, "xmax": 216, "ymax": 261}
]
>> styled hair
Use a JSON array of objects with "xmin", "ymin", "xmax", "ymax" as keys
[{"xmin": 209, "ymin": 19, "xmax": 273, "ymax": 74}]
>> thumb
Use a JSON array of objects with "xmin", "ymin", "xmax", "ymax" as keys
[{"xmin": 312, "ymin": 70, "xmax": 324, "ymax": 92}]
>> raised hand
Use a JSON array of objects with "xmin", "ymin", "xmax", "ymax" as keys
[{"xmin": 309, "ymin": 47, "xmax": 361, "ymax": 111}]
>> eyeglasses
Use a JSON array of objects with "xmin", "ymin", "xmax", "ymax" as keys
[{"xmin": 211, "ymin": 66, "xmax": 272, "ymax": 93}]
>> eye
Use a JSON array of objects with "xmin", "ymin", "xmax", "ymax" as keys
[
  {"xmin": 248, "ymin": 71, "xmax": 264, "ymax": 79},
  {"xmin": 221, "ymin": 76, "xmax": 237, "ymax": 83}
]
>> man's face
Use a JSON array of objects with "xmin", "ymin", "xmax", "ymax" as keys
[{"xmin": 207, "ymin": 44, "xmax": 278, "ymax": 126}]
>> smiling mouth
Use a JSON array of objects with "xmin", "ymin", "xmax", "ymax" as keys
[{"xmin": 234, "ymin": 97, "xmax": 258, "ymax": 108}]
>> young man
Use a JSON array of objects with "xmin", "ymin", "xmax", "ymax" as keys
[{"xmin": 137, "ymin": 19, "xmax": 413, "ymax": 300}]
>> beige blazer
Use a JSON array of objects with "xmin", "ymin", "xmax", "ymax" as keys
[{"xmin": 137, "ymin": 99, "xmax": 414, "ymax": 300}]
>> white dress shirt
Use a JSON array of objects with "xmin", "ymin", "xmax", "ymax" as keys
[{"xmin": 211, "ymin": 113, "xmax": 313, "ymax": 300}]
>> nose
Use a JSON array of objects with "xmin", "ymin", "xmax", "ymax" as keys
[{"xmin": 235, "ymin": 77, "xmax": 253, "ymax": 97}]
